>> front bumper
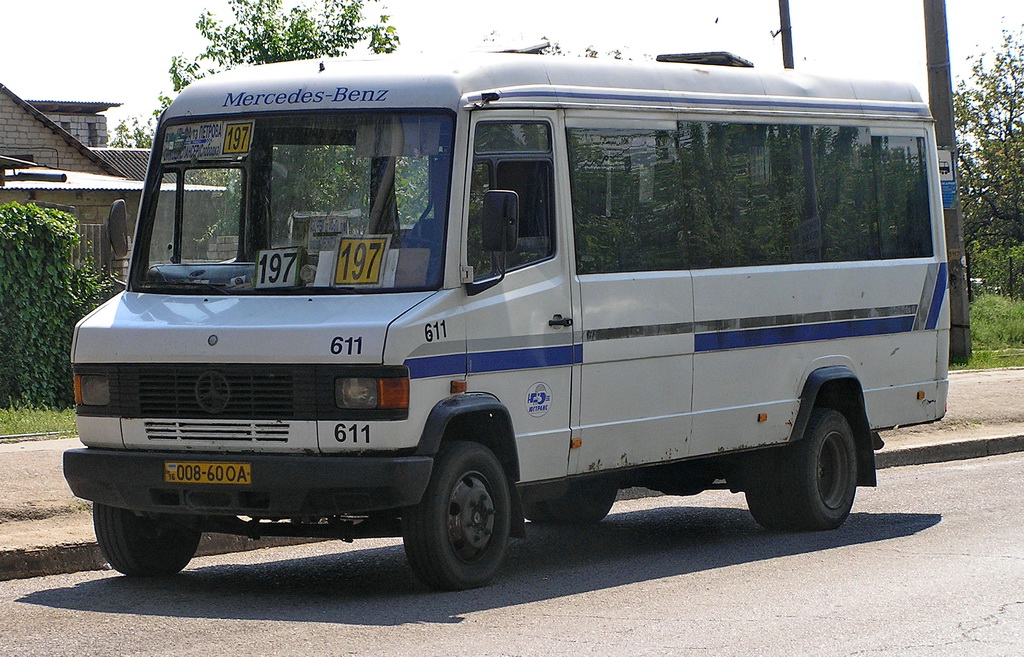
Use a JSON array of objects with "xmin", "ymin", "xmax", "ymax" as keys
[{"xmin": 63, "ymin": 448, "xmax": 433, "ymax": 517}]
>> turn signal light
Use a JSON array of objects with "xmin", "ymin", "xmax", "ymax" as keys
[{"xmin": 378, "ymin": 377, "xmax": 410, "ymax": 409}]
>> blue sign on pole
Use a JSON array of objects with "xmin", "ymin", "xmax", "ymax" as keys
[{"xmin": 938, "ymin": 149, "xmax": 956, "ymax": 209}]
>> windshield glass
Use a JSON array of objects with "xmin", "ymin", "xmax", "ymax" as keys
[{"xmin": 133, "ymin": 112, "xmax": 453, "ymax": 294}]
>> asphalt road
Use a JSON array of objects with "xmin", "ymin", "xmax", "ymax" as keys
[{"xmin": 1, "ymin": 453, "xmax": 1022, "ymax": 657}]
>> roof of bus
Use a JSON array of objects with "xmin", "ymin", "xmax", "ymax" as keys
[{"xmin": 164, "ymin": 53, "xmax": 930, "ymax": 121}]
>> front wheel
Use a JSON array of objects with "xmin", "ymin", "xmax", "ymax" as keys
[
  {"xmin": 93, "ymin": 503, "xmax": 202, "ymax": 576},
  {"xmin": 401, "ymin": 441, "xmax": 511, "ymax": 590},
  {"xmin": 745, "ymin": 408, "xmax": 858, "ymax": 531}
]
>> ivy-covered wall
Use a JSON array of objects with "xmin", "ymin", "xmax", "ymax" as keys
[{"xmin": 0, "ymin": 202, "xmax": 110, "ymax": 408}]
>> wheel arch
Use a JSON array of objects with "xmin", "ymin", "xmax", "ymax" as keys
[
  {"xmin": 791, "ymin": 366, "xmax": 877, "ymax": 487},
  {"xmin": 415, "ymin": 393, "xmax": 526, "ymax": 537}
]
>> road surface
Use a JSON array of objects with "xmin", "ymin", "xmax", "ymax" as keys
[{"xmin": 0, "ymin": 453, "xmax": 1021, "ymax": 656}]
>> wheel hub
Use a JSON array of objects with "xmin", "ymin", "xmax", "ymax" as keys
[
  {"xmin": 447, "ymin": 472, "xmax": 495, "ymax": 561},
  {"xmin": 817, "ymin": 430, "xmax": 851, "ymax": 510}
]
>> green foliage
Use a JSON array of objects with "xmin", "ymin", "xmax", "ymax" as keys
[
  {"xmin": 951, "ymin": 293, "xmax": 1024, "ymax": 369},
  {"xmin": 109, "ymin": 95, "xmax": 171, "ymax": 149},
  {"xmin": 0, "ymin": 406, "xmax": 76, "ymax": 438},
  {"xmin": 968, "ymin": 293, "xmax": 1024, "ymax": 349},
  {"xmin": 169, "ymin": 0, "xmax": 399, "ymax": 93},
  {"xmin": 955, "ymin": 28, "xmax": 1024, "ymax": 298},
  {"xmin": 0, "ymin": 203, "xmax": 110, "ymax": 408}
]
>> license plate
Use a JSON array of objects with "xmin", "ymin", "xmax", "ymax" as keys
[{"xmin": 164, "ymin": 461, "xmax": 252, "ymax": 485}]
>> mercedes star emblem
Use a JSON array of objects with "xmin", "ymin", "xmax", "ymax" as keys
[{"xmin": 194, "ymin": 370, "xmax": 231, "ymax": 414}]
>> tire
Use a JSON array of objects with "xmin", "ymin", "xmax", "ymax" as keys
[
  {"xmin": 522, "ymin": 480, "xmax": 617, "ymax": 525},
  {"xmin": 402, "ymin": 441, "xmax": 511, "ymax": 590},
  {"xmin": 93, "ymin": 503, "xmax": 202, "ymax": 577},
  {"xmin": 745, "ymin": 408, "xmax": 858, "ymax": 531}
]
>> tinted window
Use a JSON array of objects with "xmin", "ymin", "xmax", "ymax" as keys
[
  {"xmin": 468, "ymin": 122, "xmax": 555, "ymax": 282},
  {"xmin": 569, "ymin": 122, "xmax": 933, "ymax": 274}
]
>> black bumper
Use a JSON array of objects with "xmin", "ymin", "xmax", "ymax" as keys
[{"xmin": 63, "ymin": 448, "xmax": 433, "ymax": 517}]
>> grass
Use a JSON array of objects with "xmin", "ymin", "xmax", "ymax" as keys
[
  {"xmin": 0, "ymin": 406, "xmax": 77, "ymax": 439},
  {"xmin": 955, "ymin": 294, "xmax": 1024, "ymax": 370}
]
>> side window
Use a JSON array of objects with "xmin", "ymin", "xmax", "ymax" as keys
[
  {"xmin": 568, "ymin": 122, "xmax": 933, "ymax": 274},
  {"xmin": 467, "ymin": 122, "xmax": 555, "ymax": 282}
]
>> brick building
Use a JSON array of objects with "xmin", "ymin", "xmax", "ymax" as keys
[
  {"xmin": 0, "ymin": 83, "xmax": 142, "ymax": 274},
  {"xmin": 0, "ymin": 84, "xmax": 123, "ymax": 176}
]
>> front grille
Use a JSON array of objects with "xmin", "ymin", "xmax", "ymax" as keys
[
  {"xmin": 145, "ymin": 420, "xmax": 291, "ymax": 442},
  {"xmin": 74, "ymin": 363, "xmax": 410, "ymax": 421},
  {"xmin": 135, "ymin": 366, "xmax": 308, "ymax": 418}
]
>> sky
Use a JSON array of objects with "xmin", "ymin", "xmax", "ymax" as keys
[{"xmin": 2, "ymin": 0, "xmax": 1023, "ymax": 129}]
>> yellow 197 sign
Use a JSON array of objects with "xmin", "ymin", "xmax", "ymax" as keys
[
  {"xmin": 222, "ymin": 122, "xmax": 254, "ymax": 155},
  {"xmin": 335, "ymin": 236, "xmax": 390, "ymax": 285}
]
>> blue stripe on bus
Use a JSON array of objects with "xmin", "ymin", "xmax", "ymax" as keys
[
  {"xmin": 693, "ymin": 315, "xmax": 916, "ymax": 353},
  {"xmin": 406, "ymin": 345, "xmax": 581, "ymax": 379},
  {"xmin": 405, "ymin": 353, "xmax": 467, "ymax": 379},
  {"xmin": 925, "ymin": 262, "xmax": 948, "ymax": 331},
  {"xmin": 407, "ymin": 302, "xmax": 936, "ymax": 378},
  {"xmin": 469, "ymin": 345, "xmax": 577, "ymax": 374}
]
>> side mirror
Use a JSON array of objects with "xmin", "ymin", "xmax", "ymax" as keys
[
  {"xmin": 107, "ymin": 199, "xmax": 130, "ymax": 259},
  {"xmin": 481, "ymin": 190, "xmax": 519, "ymax": 252}
]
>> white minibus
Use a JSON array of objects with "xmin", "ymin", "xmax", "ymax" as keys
[{"xmin": 65, "ymin": 52, "xmax": 949, "ymax": 590}]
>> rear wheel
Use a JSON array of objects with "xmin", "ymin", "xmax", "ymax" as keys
[
  {"xmin": 522, "ymin": 479, "xmax": 618, "ymax": 525},
  {"xmin": 93, "ymin": 503, "xmax": 201, "ymax": 576},
  {"xmin": 402, "ymin": 441, "xmax": 511, "ymax": 590},
  {"xmin": 745, "ymin": 408, "xmax": 858, "ymax": 531}
]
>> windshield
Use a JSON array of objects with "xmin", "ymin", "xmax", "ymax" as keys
[{"xmin": 132, "ymin": 112, "xmax": 453, "ymax": 294}]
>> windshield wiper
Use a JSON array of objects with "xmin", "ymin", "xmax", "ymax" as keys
[{"xmin": 157, "ymin": 282, "xmax": 231, "ymax": 295}]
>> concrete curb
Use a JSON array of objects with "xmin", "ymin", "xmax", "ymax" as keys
[
  {"xmin": 3, "ymin": 435, "xmax": 1023, "ymax": 582},
  {"xmin": 875, "ymin": 433, "xmax": 1024, "ymax": 469},
  {"xmin": 0, "ymin": 532, "xmax": 319, "ymax": 582}
]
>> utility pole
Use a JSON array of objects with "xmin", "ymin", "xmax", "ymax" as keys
[
  {"xmin": 924, "ymin": 0, "xmax": 971, "ymax": 361},
  {"xmin": 778, "ymin": 0, "xmax": 795, "ymax": 69}
]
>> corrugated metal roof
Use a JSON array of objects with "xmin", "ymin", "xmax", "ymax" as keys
[
  {"xmin": 27, "ymin": 100, "xmax": 121, "ymax": 114},
  {"xmin": 92, "ymin": 148, "xmax": 150, "ymax": 180},
  {"xmin": 1, "ymin": 167, "xmax": 141, "ymax": 191}
]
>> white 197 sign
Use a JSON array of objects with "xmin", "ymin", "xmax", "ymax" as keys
[{"xmin": 255, "ymin": 247, "xmax": 302, "ymax": 288}]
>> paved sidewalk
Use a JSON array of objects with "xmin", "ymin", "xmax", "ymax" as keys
[{"xmin": 2, "ymin": 369, "xmax": 1023, "ymax": 581}]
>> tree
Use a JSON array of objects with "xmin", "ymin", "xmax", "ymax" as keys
[
  {"xmin": 108, "ymin": 94, "xmax": 171, "ymax": 149},
  {"xmin": 111, "ymin": 0, "xmax": 398, "ymax": 148},
  {"xmin": 954, "ymin": 28, "xmax": 1024, "ymax": 297},
  {"xmin": 168, "ymin": 0, "xmax": 399, "ymax": 93}
]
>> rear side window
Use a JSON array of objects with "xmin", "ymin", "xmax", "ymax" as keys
[{"xmin": 569, "ymin": 122, "xmax": 933, "ymax": 274}]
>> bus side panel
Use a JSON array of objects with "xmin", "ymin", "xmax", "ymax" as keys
[
  {"xmin": 689, "ymin": 260, "xmax": 944, "ymax": 456},
  {"xmin": 569, "ymin": 272, "xmax": 694, "ymax": 474}
]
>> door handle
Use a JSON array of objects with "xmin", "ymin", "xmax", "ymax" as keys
[{"xmin": 548, "ymin": 315, "xmax": 573, "ymax": 328}]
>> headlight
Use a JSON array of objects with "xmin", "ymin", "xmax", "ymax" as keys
[
  {"xmin": 334, "ymin": 376, "xmax": 410, "ymax": 410},
  {"xmin": 335, "ymin": 377, "xmax": 378, "ymax": 409},
  {"xmin": 74, "ymin": 375, "xmax": 110, "ymax": 406}
]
